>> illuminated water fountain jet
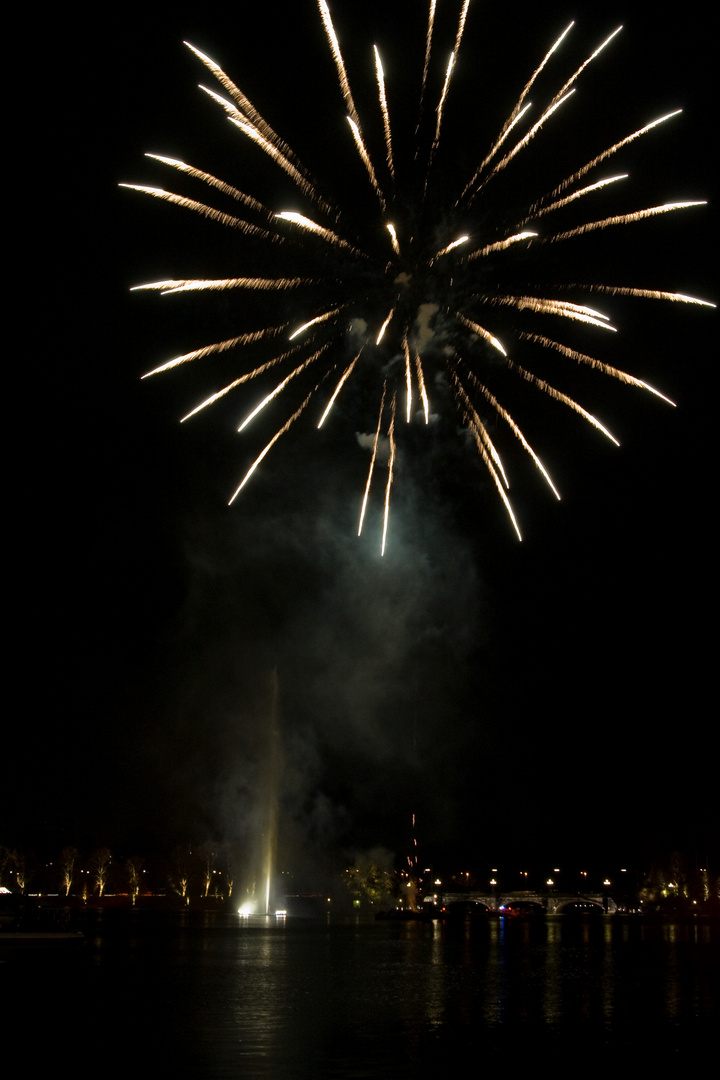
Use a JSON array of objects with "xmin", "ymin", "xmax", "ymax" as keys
[{"xmin": 240, "ymin": 669, "xmax": 284, "ymax": 919}]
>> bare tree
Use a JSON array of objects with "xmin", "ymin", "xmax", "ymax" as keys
[
  {"xmin": 198, "ymin": 842, "xmax": 217, "ymax": 898},
  {"xmin": 89, "ymin": 848, "xmax": 112, "ymax": 898},
  {"xmin": 0, "ymin": 846, "xmax": 14, "ymax": 889},
  {"xmin": 125, "ymin": 856, "xmax": 144, "ymax": 905},
  {"xmin": 223, "ymin": 844, "xmax": 242, "ymax": 900},
  {"xmin": 59, "ymin": 847, "xmax": 80, "ymax": 897},
  {"xmin": 13, "ymin": 849, "xmax": 38, "ymax": 895},
  {"xmin": 169, "ymin": 846, "xmax": 192, "ymax": 903},
  {"xmin": 12, "ymin": 850, "xmax": 25, "ymax": 893}
]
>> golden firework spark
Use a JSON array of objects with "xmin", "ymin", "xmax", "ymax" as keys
[
  {"xmin": 318, "ymin": 0, "xmax": 360, "ymax": 126},
  {"xmin": 381, "ymin": 394, "xmax": 397, "ymax": 557},
  {"xmin": 228, "ymin": 389, "xmax": 317, "ymax": 504},
  {"xmin": 276, "ymin": 212, "xmax": 368, "ymax": 258},
  {"xmin": 521, "ymin": 175, "xmax": 628, "ymax": 223},
  {"xmin": 237, "ymin": 346, "xmax": 331, "ymax": 432},
  {"xmin": 479, "ymin": 90, "xmax": 576, "ymax": 191},
  {"xmin": 451, "ymin": 368, "xmax": 522, "ymax": 541},
  {"xmin": 417, "ymin": 0, "xmax": 437, "ymax": 128},
  {"xmin": 386, "ymin": 222, "xmax": 401, "ymax": 256},
  {"xmin": 414, "ymin": 352, "xmax": 430, "ymax": 425},
  {"xmin": 142, "ymin": 155, "xmax": 268, "ymax": 215},
  {"xmin": 432, "ymin": 0, "xmax": 470, "ymax": 154},
  {"xmin": 404, "ymin": 339, "xmax": 413, "ymax": 423},
  {"xmin": 547, "ymin": 202, "xmax": 706, "ymax": 244},
  {"xmin": 289, "ymin": 308, "xmax": 346, "ymax": 341},
  {"xmin": 124, "ymin": 4, "xmax": 711, "ymax": 552},
  {"xmin": 518, "ymin": 334, "xmax": 676, "ymax": 405},
  {"xmin": 463, "ymin": 232, "xmax": 538, "ymax": 261},
  {"xmin": 131, "ymin": 276, "xmax": 312, "ymax": 295},
  {"xmin": 531, "ymin": 110, "xmax": 683, "ymax": 210},
  {"xmin": 180, "ymin": 343, "xmax": 309, "ymax": 421},
  {"xmin": 358, "ymin": 383, "xmax": 387, "ymax": 537},
  {"xmin": 119, "ymin": 184, "xmax": 277, "ymax": 241},
  {"xmin": 142, "ymin": 326, "xmax": 287, "ymax": 379},
  {"xmin": 460, "ymin": 362, "xmax": 561, "ymax": 500},
  {"xmin": 566, "ymin": 286, "xmax": 714, "ymax": 307},
  {"xmin": 318, "ymin": 353, "xmax": 362, "ymax": 429},
  {"xmin": 374, "ymin": 46, "xmax": 395, "ymax": 184}
]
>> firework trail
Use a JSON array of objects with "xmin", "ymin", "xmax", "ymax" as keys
[
  {"xmin": 359, "ymin": 383, "xmax": 387, "ymax": 538},
  {"xmin": 124, "ymin": 2, "xmax": 712, "ymax": 551},
  {"xmin": 381, "ymin": 394, "xmax": 397, "ymax": 557}
]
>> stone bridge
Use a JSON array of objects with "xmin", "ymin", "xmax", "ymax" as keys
[{"xmin": 440, "ymin": 890, "xmax": 617, "ymax": 914}]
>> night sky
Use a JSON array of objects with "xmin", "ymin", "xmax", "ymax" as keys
[{"xmin": 17, "ymin": 1, "xmax": 715, "ymax": 883}]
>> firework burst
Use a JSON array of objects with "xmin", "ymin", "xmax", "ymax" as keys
[{"xmin": 123, "ymin": 2, "xmax": 712, "ymax": 551}]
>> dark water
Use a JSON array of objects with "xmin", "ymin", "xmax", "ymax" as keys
[{"xmin": 5, "ymin": 912, "xmax": 718, "ymax": 1075}]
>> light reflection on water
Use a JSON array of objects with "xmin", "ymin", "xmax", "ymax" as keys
[{"xmin": 6, "ymin": 912, "xmax": 718, "ymax": 1075}]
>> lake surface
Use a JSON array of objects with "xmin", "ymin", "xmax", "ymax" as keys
[{"xmin": 5, "ymin": 911, "xmax": 718, "ymax": 1075}]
